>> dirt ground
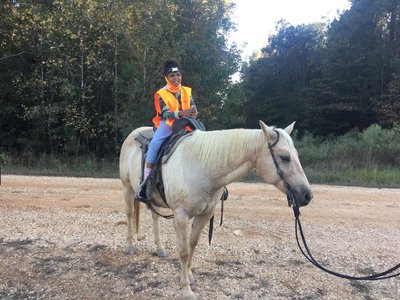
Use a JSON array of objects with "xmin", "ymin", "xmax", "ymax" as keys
[{"xmin": 0, "ymin": 175, "xmax": 399, "ymax": 299}]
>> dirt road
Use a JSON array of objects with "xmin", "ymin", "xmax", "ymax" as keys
[{"xmin": 0, "ymin": 175, "xmax": 399, "ymax": 299}]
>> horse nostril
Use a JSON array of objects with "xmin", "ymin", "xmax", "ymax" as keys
[{"xmin": 304, "ymin": 191, "xmax": 313, "ymax": 202}]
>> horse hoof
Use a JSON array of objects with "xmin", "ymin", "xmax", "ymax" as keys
[
  {"xmin": 181, "ymin": 289, "xmax": 196, "ymax": 300},
  {"xmin": 156, "ymin": 249, "xmax": 167, "ymax": 257},
  {"xmin": 126, "ymin": 246, "xmax": 136, "ymax": 255},
  {"xmin": 189, "ymin": 273, "xmax": 195, "ymax": 286}
]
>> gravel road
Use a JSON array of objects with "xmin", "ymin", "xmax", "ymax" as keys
[{"xmin": 0, "ymin": 175, "xmax": 399, "ymax": 299}]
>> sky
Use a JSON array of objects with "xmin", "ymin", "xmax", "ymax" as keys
[{"xmin": 230, "ymin": 0, "xmax": 351, "ymax": 59}]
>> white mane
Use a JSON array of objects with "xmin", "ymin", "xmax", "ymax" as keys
[{"xmin": 188, "ymin": 129, "xmax": 264, "ymax": 171}]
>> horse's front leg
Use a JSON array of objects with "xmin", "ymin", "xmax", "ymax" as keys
[
  {"xmin": 174, "ymin": 208, "xmax": 196, "ymax": 300},
  {"xmin": 187, "ymin": 211, "xmax": 214, "ymax": 285},
  {"xmin": 151, "ymin": 210, "xmax": 167, "ymax": 257}
]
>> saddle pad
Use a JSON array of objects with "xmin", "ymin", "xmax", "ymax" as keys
[{"xmin": 134, "ymin": 128, "xmax": 154, "ymax": 145}]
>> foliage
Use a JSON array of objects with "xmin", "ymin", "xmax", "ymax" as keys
[
  {"xmin": 3, "ymin": 124, "xmax": 400, "ymax": 187},
  {"xmin": 242, "ymin": 0, "xmax": 400, "ymax": 136},
  {"xmin": 299, "ymin": 124, "xmax": 400, "ymax": 168},
  {"xmin": 243, "ymin": 21, "xmax": 325, "ymax": 130},
  {"xmin": 3, "ymin": 152, "xmax": 118, "ymax": 178},
  {"xmin": 3, "ymin": 0, "xmax": 400, "ymax": 175},
  {"xmin": 373, "ymin": 75, "xmax": 400, "ymax": 127},
  {"xmin": 0, "ymin": 0, "xmax": 241, "ymax": 158},
  {"xmin": 296, "ymin": 124, "xmax": 400, "ymax": 186}
]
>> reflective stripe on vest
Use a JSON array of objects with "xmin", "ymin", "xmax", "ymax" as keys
[{"xmin": 152, "ymin": 86, "xmax": 192, "ymax": 128}]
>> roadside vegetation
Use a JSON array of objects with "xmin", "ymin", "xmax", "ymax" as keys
[
  {"xmin": 296, "ymin": 124, "xmax": 400, "ymax": 187},
  {"xmin": 2, "ymin": 1, "xmax": 400, "ymax": 188},
  {"xmin": 2, "ymin": 124, "xmax": 400, "ymax": 188}
]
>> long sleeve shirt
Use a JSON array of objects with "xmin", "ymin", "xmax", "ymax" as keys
[{"xmin": 156, "ymin": 87, "xmax": 196, "ymax": 120}]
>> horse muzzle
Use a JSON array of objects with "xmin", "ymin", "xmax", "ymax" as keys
[{"xmin": 293, "ymin": 185, "xmax": 313, "ymax": 207}]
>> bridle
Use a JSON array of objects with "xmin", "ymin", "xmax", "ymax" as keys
[
  {"xmin": 268, "ymin": 129, "xmax": 400, "ymax": 280},
  {"xmin": 268, "ymin": 129, "xmax": 300, "ymax": 218}
]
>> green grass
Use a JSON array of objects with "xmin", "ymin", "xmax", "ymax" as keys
[
  {"xmin": 294, "ymin": 124, "xmax": 400, "ymax": 188},
  {"xmin": 2, "ymin": 124, "xmax": 400, "ymax": 188},
  {"xmin": 3, "ymin": 158, "xmax": 400, "ymax": 188},
  {"xmin": 1, "ymin": 155, "xmax": 118, "ymax": 178},
  {"xmin": 304, "ymin": 166, "xmax": 400, "ymax": 188}
]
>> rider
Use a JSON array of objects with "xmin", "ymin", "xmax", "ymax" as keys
[{"xmin": 137, "ymin": 60, "xmax": 198, "ymax": 200}]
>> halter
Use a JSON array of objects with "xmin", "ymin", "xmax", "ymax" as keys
[
  {"xmin": 267, "ymin": 129, "xmax": 400, "ymax": 280},
  {"xmin": 267, "ymin": 129, "xmax": 300, "ymax": 218}
]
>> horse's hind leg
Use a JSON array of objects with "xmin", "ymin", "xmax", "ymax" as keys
[
  {"xmin": 124, "ymin": 186, "xmax": 139, "ymax": 255},
  {"xmin": 151, "ymin": 211, "xmax": 166, "ymax": 257}
]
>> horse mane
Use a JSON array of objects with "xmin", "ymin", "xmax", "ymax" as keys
[{"xmin": 189, "ymin": 128, "xmax": 264, "ymax": 171}]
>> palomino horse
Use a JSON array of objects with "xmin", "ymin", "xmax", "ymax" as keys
[{"xmin": 119, "ymin": 121, "xmax": 313, "ymax": 300}]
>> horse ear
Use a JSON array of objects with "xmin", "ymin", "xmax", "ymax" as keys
[
  {"xmin": 259, "ymin": 120, "xmax": 275, "ymax": 140},
  {"xmin": 284, "ymin": 122, "xmax": 296, "ymax": 135}
]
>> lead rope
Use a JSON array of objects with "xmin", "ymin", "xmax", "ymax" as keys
[
  {"xmin": 294, "ymin": 215, "xmax": 400, "ymax": 280},
  {"xmin": 268, "ymin": 129, "xmax": 400, "ymax": 280}
]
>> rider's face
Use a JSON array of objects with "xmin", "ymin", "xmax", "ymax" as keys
[{"xmin": 167, "ymin": 72, "xmax": 181, "ymax": 86}]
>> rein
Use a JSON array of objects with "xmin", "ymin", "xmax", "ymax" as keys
[{"xmin": 268, "ymin": 129, "xmax": 400, "ymax": 281}]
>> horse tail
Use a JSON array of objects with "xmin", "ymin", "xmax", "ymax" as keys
[{"xmin": 134, "ymin": 198, "xmax": 140, "ymax": 234}]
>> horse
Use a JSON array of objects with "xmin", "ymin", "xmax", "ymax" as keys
[{"xmin": 119, "ymin": 120, "xmax": 313, "ymax": 300}]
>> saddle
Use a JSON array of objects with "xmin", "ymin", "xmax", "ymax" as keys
[{"xmin": 135, "ymin": 117, "xmax": 205, "ymax": 205}]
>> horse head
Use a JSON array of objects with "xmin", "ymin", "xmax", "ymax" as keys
[{"xmin": 256, "ymin": 121, "xmax": 313, "ymax": 207}]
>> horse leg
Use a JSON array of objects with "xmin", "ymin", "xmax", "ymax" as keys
[
  {"xmin": 151, "ymin": 211, "xmax": 166, "ymax": 257},
  {"xmin": 124, "ymin": 187, "xmax": 139, "ymax": 255},
  {"xmin": 187, "ymin": 212, "xmax": 214, "ymax": 285},
  {"xmin": 174, "ymin": 209, "xmax": 196, "ymax": 300}
]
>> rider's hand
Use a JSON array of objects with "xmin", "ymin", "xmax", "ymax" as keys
[
  {"xmin": 179, "ymin": 108, "xmax": 198, "ymax": 118},
  {"xmin": 188, "ymin": 107, "xmax": 198, "ymax": 118}
]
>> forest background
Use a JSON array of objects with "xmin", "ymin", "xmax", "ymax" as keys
[{"xmin": 1, "ymin": 0, "xmax": 400, "ymax": 186}]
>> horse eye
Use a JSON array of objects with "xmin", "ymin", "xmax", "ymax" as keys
[{"xmin": 280, "ymin": 154, "xmax": 291, "ymax": 162}]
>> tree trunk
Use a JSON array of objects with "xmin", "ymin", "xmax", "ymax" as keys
[{"xmin": 114, "ymin": 35, "xmax": 119, "ymax": 154}]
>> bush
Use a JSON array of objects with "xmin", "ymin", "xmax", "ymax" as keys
[
  {"xmin": 3, "ymin": 124, "xmax": 400, "ymax": 187},
  {"xmin": 3, "ymin": 153, "xmax": 118, "ymax": 178},
  {"xmin": 296, "ymin": 124, "xmax": 400, "ymax": 187}
]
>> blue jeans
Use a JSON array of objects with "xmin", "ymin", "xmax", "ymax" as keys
[{"xmin": 146, "ymin": 121, "xmax": 172, "ymax": 164}]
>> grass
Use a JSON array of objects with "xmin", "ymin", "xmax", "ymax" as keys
[
  {"xmin": 1, "ymin": 155, "xmax": 118, "ymax": 179},
  {"xmin": 2, "ymin": 124, "xmax": 400, "ymax": 188},
  {"xmin": 2, "ymin": 160, "xmax": 400, "ymax": 188},
  {"xmin": 295, "ymin": 124, "xmax": 400, "ymax": 188},
  {"xmin": 304, "ymin": 166, "xmax": 400, "ymax": 188}
]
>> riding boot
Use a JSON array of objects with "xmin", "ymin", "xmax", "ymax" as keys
[
  {"xmin": 136, "ymin": 180, "xmax": 148, "ymax": 202},
  {"xmin": 135, "ymin": 167, "xmax": 152, "ymax": 202}
]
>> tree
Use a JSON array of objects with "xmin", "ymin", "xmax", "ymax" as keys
[
  {"xmin": 243, "ymin": 21, "xmax": 325, "ymax": 129},
  {"xmin": 373, "ymin": 75, "xmax": 400, "ymax": 127},
  {"xmin": 0, "ymin": 0, "xmax": 241, "ymax": 159},
  {"xmin": 305, "ymin": 0, "xmax": 400, "ymax": 135}
]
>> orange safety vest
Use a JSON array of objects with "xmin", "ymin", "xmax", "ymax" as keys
[{"xmin": 152, "ymin": 86, "xmax": 192, "ymax": 128}]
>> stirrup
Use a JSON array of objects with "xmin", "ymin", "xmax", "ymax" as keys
[{"xmin": 135, "ymin": 181, "xmax": 148, "ymax": 202}]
